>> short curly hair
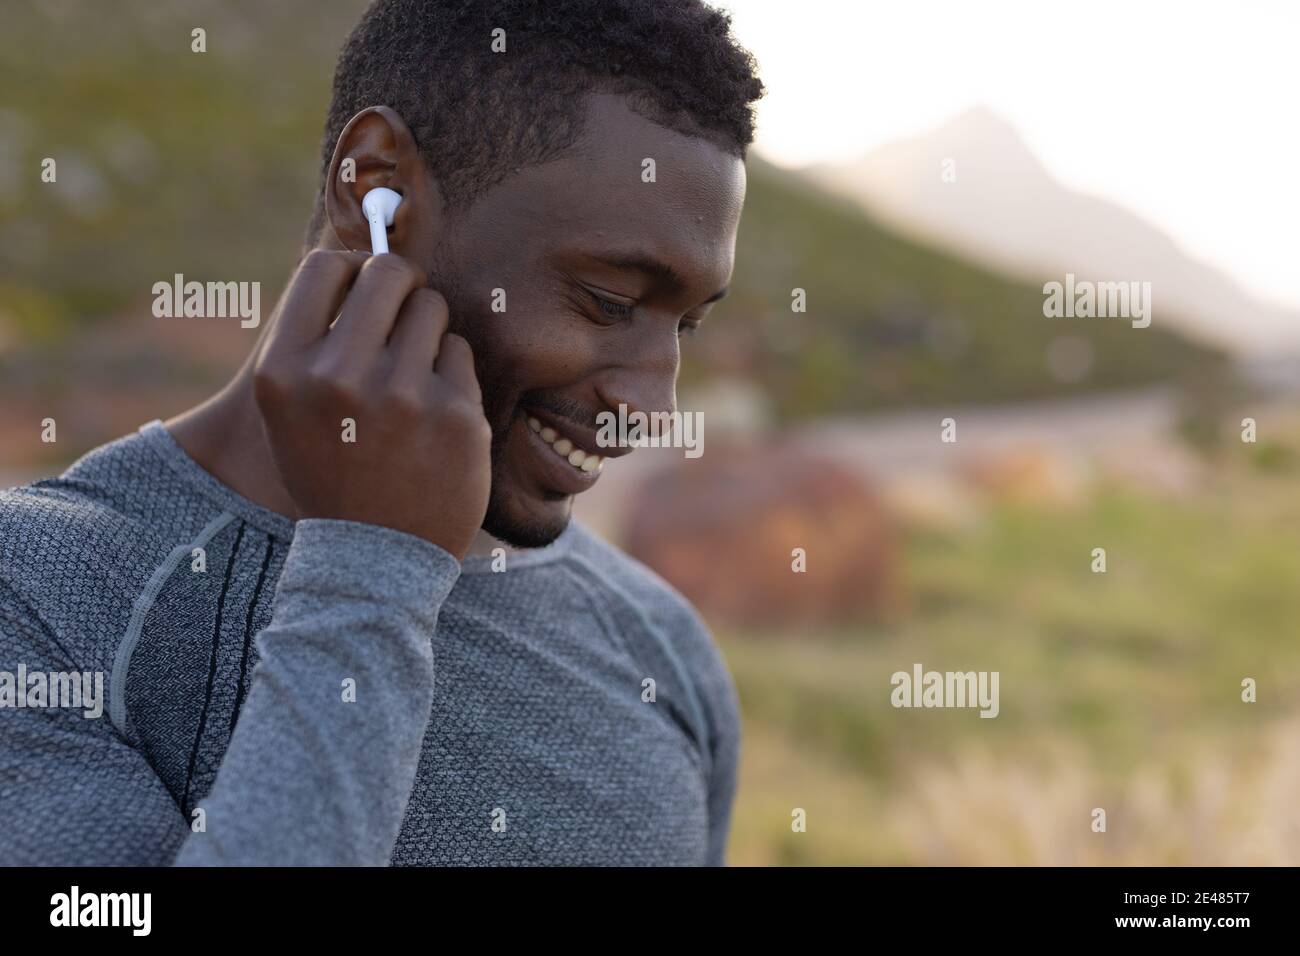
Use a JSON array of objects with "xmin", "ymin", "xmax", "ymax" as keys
[{"xmin": 307, "ymin": 0, "xmax": 765, "ymax": 243}]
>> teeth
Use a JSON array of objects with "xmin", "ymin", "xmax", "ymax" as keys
[{"xmin": 529, "ymin": 414, "xmax": 604, "ymax": 473}]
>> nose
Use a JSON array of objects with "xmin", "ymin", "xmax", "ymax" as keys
[{"xmin": 593, "ymin": 324, "xmax": 679, "ymax": 436}]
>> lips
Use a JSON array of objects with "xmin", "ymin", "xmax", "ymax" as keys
[
  {"xmin": 516, "ymin": 402, "xmax": 642, "ymax": 497},
  {"xmin": 517, "ymin": 410, "xmax": 602, "ymax": 497},
  {"xmin": 526, "ymin": 415, "xmax": 605, "ymax": 473}
]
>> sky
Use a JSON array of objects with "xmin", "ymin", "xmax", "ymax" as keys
[{"xmin": 720, "ymin": 0, "xmax": 1300, "ymax": 311}]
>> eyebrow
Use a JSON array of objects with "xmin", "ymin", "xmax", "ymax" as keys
[{"xmin": 590, "ymin": 252, "xmax": 729, "ymax": 305}]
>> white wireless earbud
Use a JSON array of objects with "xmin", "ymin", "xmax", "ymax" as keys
[{"xmin": 360, "ymin": 186, "xmax": 402, "ymax": 255}]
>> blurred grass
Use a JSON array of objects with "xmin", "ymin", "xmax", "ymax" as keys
[{"xmin": 720, "ymin": 442, "xmax": 1300, "ymax": 865}]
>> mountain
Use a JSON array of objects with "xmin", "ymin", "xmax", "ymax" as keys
[
  {"xmin": 680, "ymin": 154, "xmax": 1226, "ymax": 420},
  {"xmin": 805, "ymin": 107, "xmax": 1298, "ymax": 356}
]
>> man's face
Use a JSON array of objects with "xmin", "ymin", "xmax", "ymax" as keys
[{"xmin": 427, "ymin": 93, "xmax": 746, "ymax": 547}]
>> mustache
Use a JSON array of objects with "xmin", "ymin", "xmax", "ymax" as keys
[{"xmin": 517, "ymin": 392, "xmax": 607, "ymax": 433}]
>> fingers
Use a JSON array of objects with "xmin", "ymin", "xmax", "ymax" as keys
[
  {"xmin": 257, "ymin": 247, "xmax": 480, "ymax": 434},
  {"xmin": 324, "ymin": 253, "xmax": 428, "ymax": 355},
  {"xmin": 433, "ymin": 333, "xmax": 482, "ymax": 403},
  {"xmin": 387, "ymin": 288, "xmax": 449, "ymax": 383},
  {"xmin": 263, "ymin": 250, "xmax": 368, "ymax": 354}
]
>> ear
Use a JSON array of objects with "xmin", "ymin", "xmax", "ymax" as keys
[{"xmin": 324, "ymin": 105, "xmax": 440, "ymax": 260}]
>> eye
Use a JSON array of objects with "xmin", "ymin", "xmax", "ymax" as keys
[
  {"xmin": 583, "ymin": 288, "xmax": 634, "ymax": 322},
  {"xmin": 598, "ymin": 297, "xmax": 633, "ymax": 319}
]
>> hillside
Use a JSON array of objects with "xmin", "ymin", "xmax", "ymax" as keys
[
  {"xmin": 692, "ymin": 155, "xmax": 1227, "ymax": 419},
  {"xmin": 806, "ymin": 107, "xmax": 1298, "ymax": 357},
  {"xmin": 0, "ymin": 0, "xmax": 1227, "ymax": 448}
]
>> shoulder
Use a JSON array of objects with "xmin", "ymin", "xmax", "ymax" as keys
[
  {"xmin": 565, "ymin": 519, "xmax": 712, "ymax": 639},
  {"xmin": 1, "ymin": 428, "xmax": 173, "ymax": 573},
  {"xmin": 0, "ymin": 427, "xmax": 206, "ymax": 669},
  {"xmin": 563, "ymin": 521, "xmax": 740, "ymax": 717}
]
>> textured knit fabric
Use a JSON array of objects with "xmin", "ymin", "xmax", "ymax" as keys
[{"xmin": 0, "ymin": 421, "xmax": 740, "ymax": 866}]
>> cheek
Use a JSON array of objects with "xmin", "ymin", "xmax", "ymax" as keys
[{"xmin": 479, "ymin": 296, "xmax": 604, "ymax": 391}]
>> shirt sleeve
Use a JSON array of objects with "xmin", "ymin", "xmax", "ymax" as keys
[
  {"xmin": 0, "ymin": 576, "xmax": 194, "ymax": 865},
  {"xmin": 0, "ymin": 518, "xmax": 460, "ymax": 866}
]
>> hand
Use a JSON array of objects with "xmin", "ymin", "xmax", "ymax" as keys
[{"xmin": 252, "ymin": 249, "xmax": 491, "ymax": 560}]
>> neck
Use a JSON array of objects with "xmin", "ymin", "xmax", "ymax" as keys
[
  {"xmin": 163, "ymin": 360, "xmax": 303, "ymax": 521},
  {"xmin": 166, "ymin": 358, "xmax": 510, "ymax": 555},
  {"xmin": 463, "ymin": 528, "xmax": 519, "ymax": 559}
]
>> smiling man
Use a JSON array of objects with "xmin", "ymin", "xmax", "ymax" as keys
[{"xmin": 0, "ymin": 0, "xmax": 763, "ymax": 865}]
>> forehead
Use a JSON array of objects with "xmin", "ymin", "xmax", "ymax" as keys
[{"xmin": 457, "ymin": 93, "xmax": 747, "ymax": 286}]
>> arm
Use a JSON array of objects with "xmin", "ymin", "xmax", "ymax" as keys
[
  {"xmin": 3, "ymin": 246, "xmax": 491, "ymax": 866},
  {"xmin": 173, "ymin": 518, "xmax": 458, "ymax": 865},
  {"xmin": 0, "ymin": 576, "xmax": 189, "ymax": 865},
  {"xmin": 0, "ymin": 521, "xmax": 458, "ymax": 866},
  {"xmin": 179, "ymin": 246, "xmax": 491, "ymax": 862}
]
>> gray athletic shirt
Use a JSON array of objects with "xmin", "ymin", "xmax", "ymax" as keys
[{"xmin": 0, "ymin": 420, "xmax": 740, "ymax": 865}]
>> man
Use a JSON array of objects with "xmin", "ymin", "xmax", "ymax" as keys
[{"xmin": 0, "ymin": 0, "xmax": 763, "ymax": 865}]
